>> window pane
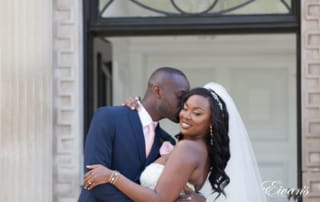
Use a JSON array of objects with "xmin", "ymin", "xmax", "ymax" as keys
[{"xmin": 99, "ymin": 0, "xmax": 292, "ymax": 18}]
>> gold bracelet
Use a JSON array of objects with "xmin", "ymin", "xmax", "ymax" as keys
[
  {"xmin": 111, "ymin": 171, "xmax": 120, "ymax": 184},
  {"xmin": 108, "ymin": 170, "xmax": 117, "ymax": 183},
  {"xmin": 108, "ymin": 170, "xmax": 120, "ymax": 184}
]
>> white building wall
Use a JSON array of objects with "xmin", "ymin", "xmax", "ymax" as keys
[
  {"xmin": 0, "ymin": 0, "xmax": 83, "ymax": 201},
  {"xmin": 0, "ymin": 0, "xmax": 53, "ymax": 202}
]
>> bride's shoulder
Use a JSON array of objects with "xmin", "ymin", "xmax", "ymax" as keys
[
  {"xmin": 176, "ymin": 139, "xmax": 202, "ymax": 146},
  {"xmin": 171, "ymin": 140, "xmax": 205, "ymax": 166},
  {"xmin": 175, "ymin": 140, "xmax": 204, "ymax": 155},
  {"xmin": 176, "ymin": 139, "xmax": 195, "ymax": 146}
]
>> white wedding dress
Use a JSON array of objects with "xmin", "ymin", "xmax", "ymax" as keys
[
  {"xmin": 140, "ymin": 162, "xmax": 194, "ymax": 193},
  {"xmin": 140, "ymin": 163, "xmax": 165, "ymax": 190},
  {"xmin": 140, "ymin": 82, "xmax": 267, "ymax": 202}
]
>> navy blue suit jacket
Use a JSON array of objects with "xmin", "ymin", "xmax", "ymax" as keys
[{"xmin": 78, "ymin": 106, "xmax": 174, "ymax": 202}]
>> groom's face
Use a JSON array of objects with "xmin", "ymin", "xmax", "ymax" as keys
[{"xmin": 158, "ymin": 75, "xmax": 189, "ymax": 123}]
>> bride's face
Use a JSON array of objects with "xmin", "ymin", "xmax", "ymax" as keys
[{"xmin": 179, "ymin": 95, "xmax": 212, "ymax": 138}]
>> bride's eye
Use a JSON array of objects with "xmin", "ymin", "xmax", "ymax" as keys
[{"xmin": 193, "ymin": 111, "xmax": 201, "ymax": 116}]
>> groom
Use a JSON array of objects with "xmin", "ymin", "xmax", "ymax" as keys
[{"xmin": 78, "ymin": 67, "xmax": 203, "ymax": 201}]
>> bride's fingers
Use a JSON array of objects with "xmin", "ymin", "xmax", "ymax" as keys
[
  {"xmin": 127, "ymin": 97, "xmax": 137, "ymax": 110},
  {"xmin": 86, "ymin": 164, "xmax": 100, "ymax": 169},
  {"xmin": 122, "ymin": 96, "xmax": 140, "ymax": 110},
  {"xmin": 86, "ymin": 175, "xmax": 98, "ymax": 190},
  {"xmin": 84, "ymin": 164, "xmax": 101, "ymax": 180},
  {"xmin": 132, "ymin": 97, "xmax": 141, "ymax": 110},
  {"xmin": 183, "ymin": 185, "xmax": 193, "ymax": 194},
  {"xmin": 84, "ymin": 165, "xmax": 110, "ymax": 190},
  {"xmin": 121, "ymin": 97, "xmax": 134, "ymax": 106},
  {"xmin": 84, "ymin": 169, "xmax": 97, "ymax": 189},
  {"xmin": 86, "ymin": 176, "xmax": 103, "ymax": 190},
  {"xmin": 86, "ymin": 180, "xmax": 96, "ymax": 190},
  {"xmin": 84, "ymin": 171, "xmax": 91, "ymax": 178},
  {"xmin": 84, "ymin": 170, "xmax": 94, "ymax": 181},
  {"xmin": 175, "ymin": 195, "xmax": 192, "ymax": 201},
  {"xmin": 84, "ymin": 176, "xmax": 91, "ymax": 188}
]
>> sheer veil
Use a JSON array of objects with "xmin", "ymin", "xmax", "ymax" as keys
[{"xmin": 200, "ymin": 82, "xmax": 267, "ymax": 202}]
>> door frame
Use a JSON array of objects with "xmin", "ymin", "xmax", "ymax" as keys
[{"xmin": 83, "ymin": 1, "xmax": 302, "ymax": 201}]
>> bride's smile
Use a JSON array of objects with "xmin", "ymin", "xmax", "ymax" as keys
[{"xmin": 179, "ymin": 95, "xmax": 211, "ymax": 138}]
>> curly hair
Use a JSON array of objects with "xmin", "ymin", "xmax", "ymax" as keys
[{"xmin": 176, "ymin": 87, "xmax": 230, "ymax": 199}]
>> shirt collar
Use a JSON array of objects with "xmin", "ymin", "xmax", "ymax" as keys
[{"xmin": 137, "ymin": 101, "xmax": 158, "ymax": 128}]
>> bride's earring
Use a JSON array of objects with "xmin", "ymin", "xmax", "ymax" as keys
[{"xmin": 210, "ymin": 125, "xmax": 214, "ymax": 146}]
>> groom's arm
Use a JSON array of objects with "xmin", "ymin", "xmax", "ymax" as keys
[
  {"xmin": 84, "ymin": 107, "xmax": 130, "ymax": 201},
  {"xmin": 84, "ymin": 107, "xmax": 114, "ymax": 167}
]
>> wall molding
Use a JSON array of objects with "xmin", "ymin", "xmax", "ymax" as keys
[
  {"xmin": 53, "ymin": 0, "xmax": 83, "ymax": 201},
  {"xmin": 302, "ymin": 0, "xmax": 320, "ymax": 201}
]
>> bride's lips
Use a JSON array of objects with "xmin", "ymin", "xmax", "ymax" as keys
[{"xmin": 180, "ymin": 120, "xmax": 191, "ymax": 129}]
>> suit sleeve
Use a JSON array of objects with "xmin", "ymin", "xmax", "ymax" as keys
[{"xmin": 83, "ymin": 107, "xmax": 129, "ymax": 201}]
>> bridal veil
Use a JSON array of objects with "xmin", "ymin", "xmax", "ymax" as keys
[{"xmin": 200, "ymin": 82, "xmax": 267, "ymax": 202}]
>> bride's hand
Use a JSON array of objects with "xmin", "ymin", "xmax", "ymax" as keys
[
  {"xmin": 176, "ymin": 192, "xmax": 206, "ymax": 202},
  {"xmin": 175, "ymin": 185, "xmax": 206, "ymax": 202},
  {"xmin": 84, "ymin": 164, "xmax": 110, "ymax": 190},
  {"xmin": 121, "ymin": 96, "xmax": 141, "ymax": 110}
]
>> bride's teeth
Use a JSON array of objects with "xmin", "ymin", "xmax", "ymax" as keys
[{"xmin": 181, "ymin": 122, "xmax": 190, "ymax": 128}]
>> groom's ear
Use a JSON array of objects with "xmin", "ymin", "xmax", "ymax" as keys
[{"xmin": 152, "ymin": 84, "xmax": 162, "ymax": 99}]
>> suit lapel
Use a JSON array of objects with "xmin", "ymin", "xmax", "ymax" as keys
[{"xmin": 128, "ymin": 110, "xmax": 146, "ymax": 163}]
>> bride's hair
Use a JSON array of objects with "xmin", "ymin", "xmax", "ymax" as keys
[{"xmin": 176, "ymin": 87, "xmax": 230, "ymax": 199}]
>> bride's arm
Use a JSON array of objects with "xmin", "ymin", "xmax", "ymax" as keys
[{"xmin": 84, "ymin": 140, "xmax": 200, "ymax": 202}]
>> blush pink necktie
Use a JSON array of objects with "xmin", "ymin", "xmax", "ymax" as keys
[{"xmin": 145, "ymin": 123, "xmax": 155, "ymax": 157}]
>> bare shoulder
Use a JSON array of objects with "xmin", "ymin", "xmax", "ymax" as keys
[
  {"xmin": 165, "ymin": 140, "xmax": 202, "ymax": 171},
  {"xmin": 173, "ymin": 140, "xmax": 205, "ymax": 159},
  {"xmin": 175, "ymin": 139, "xmax": 198, "ymax": 148},
  {"xmin": 175, "ymin": 139, "xmax": 202, "ymax": 149}
]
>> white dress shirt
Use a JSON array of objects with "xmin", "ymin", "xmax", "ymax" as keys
[{"xmin": 137, "ymin": 101, "xmax": 158, "ymax": 141}]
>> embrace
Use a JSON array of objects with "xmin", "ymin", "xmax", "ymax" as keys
[{"xmin": 78, "ymin": 67, "xmax": 267, "ymax": 202}]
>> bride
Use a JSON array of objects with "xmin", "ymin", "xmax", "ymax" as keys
[{"xmin": 83, "ymin": 82, "xmax": 267, "ymax": 202}]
